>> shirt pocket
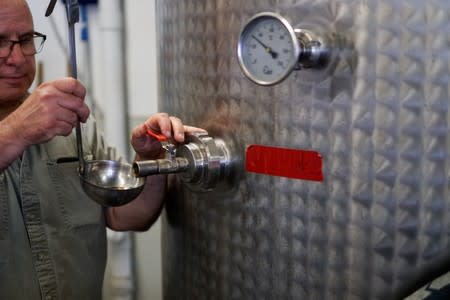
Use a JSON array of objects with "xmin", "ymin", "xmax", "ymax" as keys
[{"xmin": 47, "ymin": 160, "xmax": 103, "ymax": 228}]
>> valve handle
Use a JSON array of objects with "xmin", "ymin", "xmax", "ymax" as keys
[
  {"xmin": 146, "ymin": 129, "xmax": 168, "ymax": 142},
  {"xmin": 146, "ymin": 130, "xmax": 176, "ymax": 160}
]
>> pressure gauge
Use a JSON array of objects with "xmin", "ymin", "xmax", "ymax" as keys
[
  {"xmin": 237, "ymin": 12, "xmax": 330, "ymax": 86},
  {"xmin": 237, "ymin": 12, "xmax": 300, "ymax": 86}
]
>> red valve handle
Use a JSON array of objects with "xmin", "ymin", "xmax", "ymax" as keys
[{"xmin": 146, "ymin": 129, "xmax": 168, "ymax": 142}]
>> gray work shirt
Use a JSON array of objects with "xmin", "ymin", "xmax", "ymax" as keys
[{"xmin": 0, "ymin": 119, "xmax": 112, "ymax": 300}]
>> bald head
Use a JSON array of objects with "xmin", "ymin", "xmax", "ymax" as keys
[
  {"xmin": 0, "ymin": 0, "xmax": 30, "ymax": 6},
  {"xmin": 0, "ymin": 0, "xmax": 32, "ymax": 13},
  {"xmin": 0, "ymin": 0, "xmax": 34, "ymax": 32}
]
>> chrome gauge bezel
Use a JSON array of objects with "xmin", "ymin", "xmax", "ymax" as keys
[{"xmin": 237, "ymin": 12, "xmax": 301, "ymax": 86}]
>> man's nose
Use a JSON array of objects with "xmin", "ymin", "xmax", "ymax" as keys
[{"xmin": 6, "ymin": 43, "xmax": 26, "ymax": 63}]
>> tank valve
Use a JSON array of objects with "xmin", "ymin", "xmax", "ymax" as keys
[{"xmin": 133, "ymin": 132, "xmax": 231, "ymax": 192}]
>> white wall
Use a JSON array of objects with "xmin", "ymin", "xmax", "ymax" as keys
[
  {"xmin": 27, "ymin": 1, "xmax": 68, "ymax": 83},
  {"xmin": 27, "ymin": 1, "xmax": 161, "ymax": 300},
  {"xmin": 123, "ymin": 3, "xmax": 162, "ymax": 300},
  {"xmin": 125, "ymin": 1, "xmax": 158, "ymax": 117}
]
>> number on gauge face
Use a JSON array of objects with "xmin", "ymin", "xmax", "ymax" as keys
[{"xmin": 238, "ymin": 13, "xmax": 299, "ymax": 85}]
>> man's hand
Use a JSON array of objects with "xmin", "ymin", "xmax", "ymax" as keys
[
  {"xmin": 131, "ymin": 112, "xmax": 205, "ymax": 160},
  {"xmin": 5, "ymin": 77, "xmax": 88, "ymax": 148}
]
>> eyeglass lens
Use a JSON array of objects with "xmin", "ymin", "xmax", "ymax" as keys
[{"xmin": 0, "ymin": 35, "xmax": 45, "ymax": 58}]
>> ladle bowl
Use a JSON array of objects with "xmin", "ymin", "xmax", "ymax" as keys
[{"xmin": 80, "ymin": 160, "xmax": 145, "ymax": 207}]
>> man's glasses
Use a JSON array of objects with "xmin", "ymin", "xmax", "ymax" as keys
[{"xmin": 0, "ymin": 31, "xmax": 46, "ymax": 58}]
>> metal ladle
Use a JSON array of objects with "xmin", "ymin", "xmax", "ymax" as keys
[{"xmin": 62, "ymin": 0, "xmax": 145, "ymax": 206}]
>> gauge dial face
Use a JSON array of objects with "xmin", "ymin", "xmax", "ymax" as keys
[{"xmin": 237, "ymin": 13, "xmax": 300, "ymax": 85}]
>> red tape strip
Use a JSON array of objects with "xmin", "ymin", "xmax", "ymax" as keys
[{"xmin": 245, "ymin": 145, "xmax": 323, "ymax": 182}]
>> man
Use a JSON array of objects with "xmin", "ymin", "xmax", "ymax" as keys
[{"xmin": 0, "ymin": 0, "xmax": 196, "ymax": 299}]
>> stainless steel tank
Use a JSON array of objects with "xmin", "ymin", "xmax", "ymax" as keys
[{"xmin": 155, "ymin": 0, "xmax": 450, "ymax": 299}]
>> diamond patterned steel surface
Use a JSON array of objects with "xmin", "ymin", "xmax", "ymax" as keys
[{"xmin": 157, "ymin": 0, "xmax": 450, "ymax": 299}]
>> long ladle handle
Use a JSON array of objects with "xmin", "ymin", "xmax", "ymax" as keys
[{"xmin": 65, "ymin": 1, "xmax": 85, "ymax": 175}]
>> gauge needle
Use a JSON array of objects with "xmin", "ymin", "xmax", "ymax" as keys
[{"xmin": 251, "ymin": 35, "xmax": 278, "ymax": 59}]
